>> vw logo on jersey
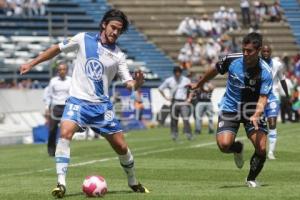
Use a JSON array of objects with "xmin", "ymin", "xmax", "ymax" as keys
[{"xmin": 85, "ymin": 58, "xmax": 104, "ymax": 81}]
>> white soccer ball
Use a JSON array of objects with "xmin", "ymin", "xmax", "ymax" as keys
[{"xmin": 82, "ymin": 175, "xmax": 108, "ymax": 197}]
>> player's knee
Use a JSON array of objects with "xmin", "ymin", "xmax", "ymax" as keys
[
  {"xmin": 217, "ymin": 142, "xmax": 232, "ymax": 153},
  {"xmin": 60, "ymin": 128, "xmax": 73, "ymax": 140},
  {"xmin": 115, "ymin": 143, "xmax": 128, "ymax": 155},
  {"xmin": 256, "ymin": 146, "xmax": 266, "ymax": 157}
]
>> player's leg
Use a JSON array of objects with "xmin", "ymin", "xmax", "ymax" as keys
[
  {"xmin": 48, "ymin": 117, "xmax": 59, "ymax": 157},
  {"xmin": 104, "ymin": 132, "xmax": 149, "ymax": 193},
  {"xmin": 52, "ymin": 120, "xmax": 79, "ymax": 198},
  {"xmin": 265, "ymin": 101, "xmax": 280, "ymax": 159},
  {"xmin": 180, "ymin": 103, "xmax": 192, "ymax": 140},
  {"xmin": 267, "ymin": 116, "xmax": 277, "ymax": 159},
  {"xmin": 206, "ymin": 103, "xmax": 214, "ymax": 134},
  {"xmin": 216, "ymin": 112, "xmax": 244, "ymax": 168},
  {"xmin": 246, "ymin": 130, "xmax": 267, "ymax": 187},
  {"xmin": 194, "ymin": 102, "xmax": 201, "ymax": 134},
  {"xmin": 195, "ymin": 102, "xmax": 204, "ymax": 134},
  {"xmin": 244, "ymin": 116, "xmax": 268, "ymax": 187},
  {"xmin": 170, "ymin": 103, "xmax": 179, "ymax": 141}
]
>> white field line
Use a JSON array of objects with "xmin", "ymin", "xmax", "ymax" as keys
[
  {"xmin": 2, "ymin": 126, "xmax": 300, "ymax": 178},
  {"xmin": 0, "ymin": 137, "xmax": 248, "ymax": 178}
]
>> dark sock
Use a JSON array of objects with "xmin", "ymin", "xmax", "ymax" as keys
[
  {"xmin": 229, "ymin": 141, "xmax": 243, "ymax": 153},
  {"xmin": 247, "ymin": 152, "xmax": 266, "ymax": 181}
]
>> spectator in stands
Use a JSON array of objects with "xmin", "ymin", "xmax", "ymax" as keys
[
  {"xmin": 253, "ymin": 1, "xmax": 261, "ymax": 30},
  {"xmin": 213, "ymin": 6, "xmax": 228, "ymax": 23},
  {"xmin": 240, "ymin": 0, "xmax": 251, "ymax": 27},
  {"xmin": 44, "ymin": 63, "xmax": 71, "ymax": 157},
  {"xmin": 227, "ymin": 8, "xmax": 239, "ymax": 31},
  {"xmin": 0, "ymin": 0, "xmax": 7, "ymax": 14},
  {"xmin": 218, "ymin": 34, "xmax": 233, "ymax": 56},
  {"xmin": 269, "ymin": 1, "xmax": 283, "ymax": 22},
  {"xmin": 204, "ymin": 38, "xmax": 221, "ymax": 66},
  {"xmin": 259, "ymin": 2, "xmax": 269, "ymax": 22},
  {"xmin": 198, "ymin": 14, "xmax": 213, "ymax": 37},
  {"xmin": 176, "ymin": 17, "xmax": 192, "ymax": 36},
  {"xmin": 177, "ymin": 37, "xmax": 203, "ymax": 69}
]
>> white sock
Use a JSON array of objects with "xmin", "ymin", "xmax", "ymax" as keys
[
  {"xmin": 118, "ymin": 149, "xmax": 138, "ymax": 186},
  {"xmin": 55, "ymin": 138, "xmax": 70, "ymax": 186},
  {"xmin": 268, "ymin": 129, "xmax": 277, "ymax": 153}
]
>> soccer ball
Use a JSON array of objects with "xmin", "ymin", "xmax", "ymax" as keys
[{"xmin": 82, "ymin": 175, "xmax": 108, "ymax": 197}]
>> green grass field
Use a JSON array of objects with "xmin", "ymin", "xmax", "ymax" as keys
[{"xmin": 0, "ymin": 123, "xmax": 300, "ymax": 200}]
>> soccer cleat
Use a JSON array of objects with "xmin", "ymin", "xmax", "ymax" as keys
[
  {"xmin": 233, "ymin": 141, "xmax": 244, "ymax": 169},
  {"xmin": 129, "ymin": 183, "xmax": 150, "ymax": 193},
  {"xmin": 246, "ymin": 179, "xmax": 260, "ymax": 188},
  {"xmin": 268, "ymin": 151, "xmax": 276, "ymax": 160},
  {"xmin": 52, "ymin": 183, "xmax": 66, "ymax": 198}
]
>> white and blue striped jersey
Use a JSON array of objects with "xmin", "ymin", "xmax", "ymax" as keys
[
  {"xmin": 58, "ymin": 32, "xmax": 132, "ymax": 103},
  {"xmin": 265, "ymin": 57, "xmax": 285, "ymax": 99}
]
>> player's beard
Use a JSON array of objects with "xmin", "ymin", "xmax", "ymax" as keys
[{"xmin": 105, "ymin": 32, "xmax": 117, "ymax": 44}]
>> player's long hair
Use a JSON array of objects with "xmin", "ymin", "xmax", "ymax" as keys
[{"xmin": 99, "ymin": 9, "xmax": 129, "ymax": 34}]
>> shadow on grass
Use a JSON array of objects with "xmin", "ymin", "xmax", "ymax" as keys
[{"xmin": 220, "ymin": 184, "xmax": 269, "ymax": 189}]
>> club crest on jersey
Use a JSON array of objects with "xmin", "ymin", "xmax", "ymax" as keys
[
  {"xmin": 85, "ymin": 58, "xmax": 104, "ymax": 81},
  {"xmin": 249, "ymin": 79, "xmax": 256, "ymax": 86}
]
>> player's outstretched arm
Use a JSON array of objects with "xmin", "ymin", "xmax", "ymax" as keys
[
  {"xmin": 250, "ymin": 95, "xmax": 268, "ymax": 130},
  {"xmin": 20, "ymin": 44, "xmax": 61, "ymax": 74},
  {"xmin": 191, "ymin": 67, "xmax": 218, "ymax": 90},
  {"xmin": 125, "ymin": 70, "xmax": 144, "ymax": 91}
]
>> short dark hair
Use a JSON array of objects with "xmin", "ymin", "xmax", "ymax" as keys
[
  {"xmin": 242, "ymin": 32, "xmax": 263, "ymax": 49},
  {"xmin": 173, "ymin": 66, "xmax": 182, "ymax": 74},
  {"xmin": 99, "ymin": 9, "xmax": 129, "ymax": 34}
]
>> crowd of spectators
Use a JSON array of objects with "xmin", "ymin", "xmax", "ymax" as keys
[
  {"xmin": 176, "ymin": 1, "xmax": 285, "ymax": 70},
  {"xmin": 241, "ymin": 0, "xmax": 283, "ymax": 30},
  {"xmin": 0, "ymin": 0, "xmax": 48, "ymax": 16}
]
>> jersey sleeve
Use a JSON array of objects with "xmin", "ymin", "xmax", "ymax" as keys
[
  {"xmin": 117, "ymin": 53, "xmax": 133, "ymax": 83},
  {"xmin": 215, "ymin": 53, "xmax": 243, "ymax": 75},
  {"xmin": 260, "ymin": 70, "xmax": 273, "ymax": 95},
  {"xmin": 58, "ymin": 33, "xmax": 82, "ymax": 53}
]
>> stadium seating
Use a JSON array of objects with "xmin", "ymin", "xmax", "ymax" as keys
[
  {"xmin": 281, "ymin": 0, "xmax": 300, "ymax": 45},
  {"xmin": 107, "ymin": 0, "xmax": 300, "ymax": 85},
  {"xmin": 0, "ymin": 0, "xmax": 175, "ymax": 84}
]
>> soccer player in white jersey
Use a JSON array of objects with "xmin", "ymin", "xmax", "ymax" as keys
[
  {"xmin": 20, "ymin": 9, "xmax": 149, "ymax": 198},
  {"xmin": 261, "ymin": 44, "xmax": 289, "ymax": 160}
]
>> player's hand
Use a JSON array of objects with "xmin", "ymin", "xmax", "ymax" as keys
[
  {"xmin": 134, "ymin": 70, "xmax": 145, "ymax": 89},
  {"xmin": 250, "ymin": 114, "xmax": 260, "ymax": 130},
  {"xmin": 19, "ymin": 63, "xmax": 33, "ymax": 75},
  {"xmin": 186, "ymin": 83, "xmax": 199, "ymax": 90}
]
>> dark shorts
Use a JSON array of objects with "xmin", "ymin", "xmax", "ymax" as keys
[{"xmin": 216, "ymin": 112, "xmax": 268, "ymax": 135}]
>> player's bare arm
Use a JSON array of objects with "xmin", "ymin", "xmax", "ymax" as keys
[
  {"xmin": 191, "ymin": 67, "xmax": 218, "ymax": 90},
  {"xmin": 250, "ymin": 95, "xmax": 268, "ymax": 130},
  {"xmin": 20, "ymin": 44, "xmax": 61, "ymax": 74}
]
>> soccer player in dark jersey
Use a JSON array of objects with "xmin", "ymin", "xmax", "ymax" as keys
[{"xmin": 190, "ymin": 32, "xmax": 273, "ymax": 187}]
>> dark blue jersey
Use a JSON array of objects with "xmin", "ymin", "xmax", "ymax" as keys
[{"xmin": 215, "ymin": 54, "xmax": 273, "ymax": 113}]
